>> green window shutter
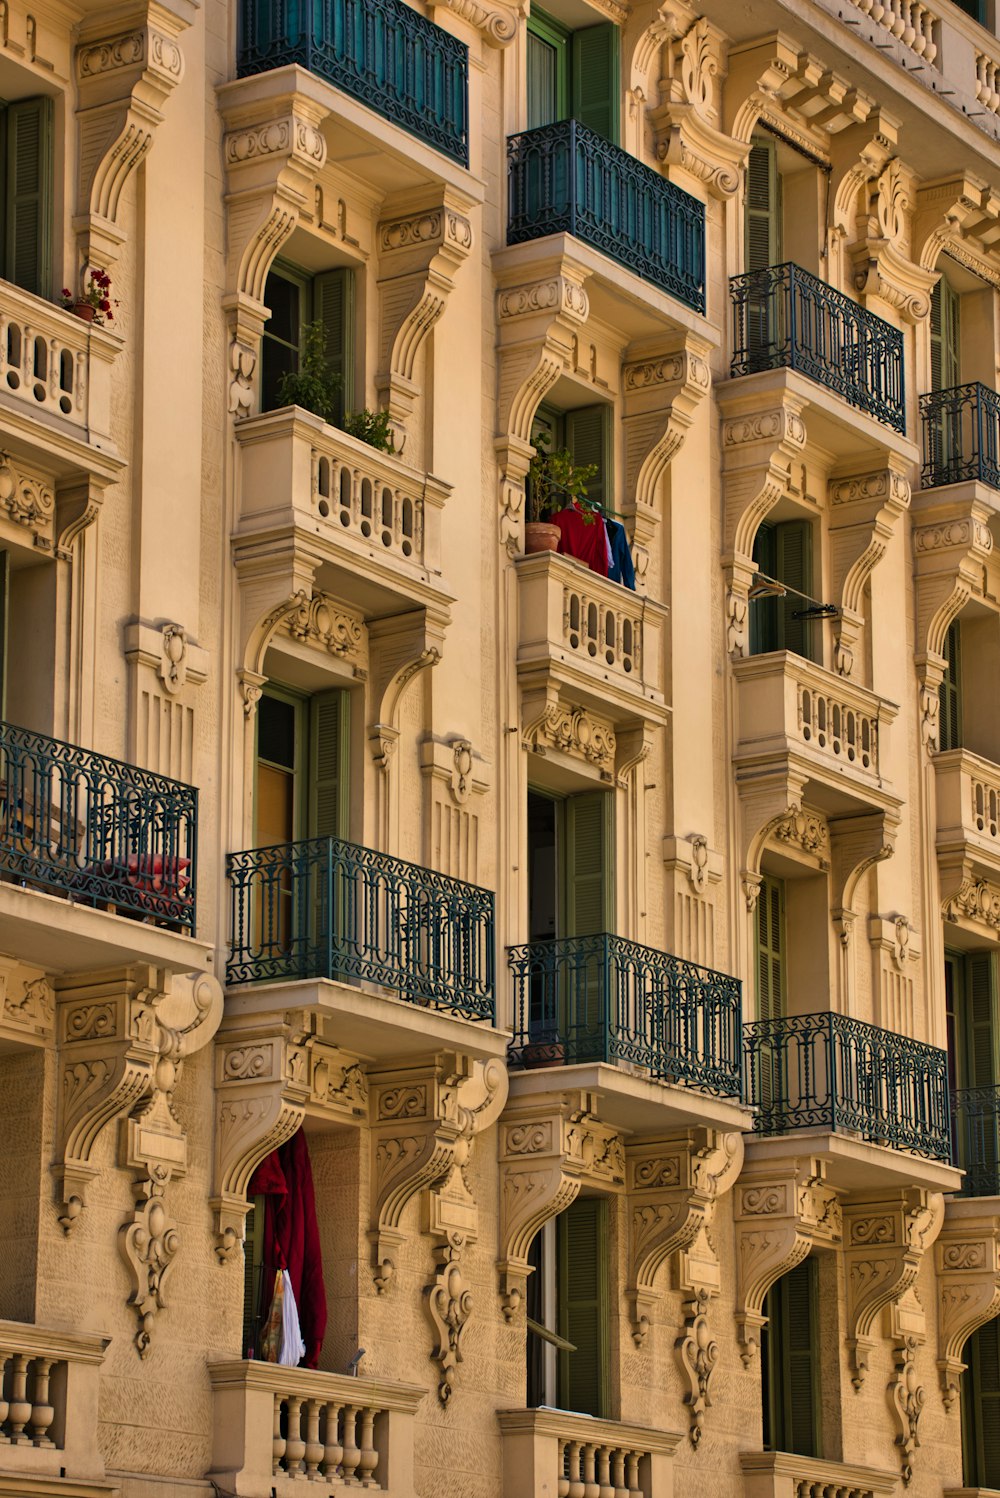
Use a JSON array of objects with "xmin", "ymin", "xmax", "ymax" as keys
[
  {"xmin": 242, "ymin": 1194, "xmax": 267, "ymax": 1356},
  {"xmin": 750, "ymin": 523, "xmax": 778, "ymax": 655},
  {"xmin": 557, "ymin": 1197, "xmax": 608, "ymax": 1418},
  {"xmin": 313, "ymin": 268, "xmax": 354, "ymax": 426},
  {"xmin": 746, "ymin": 136, "xmax": 780, "ymax": 272},
  {"xmin": 0, "ymin": 550, "xmax": 9, "ymax": 720},
  {"xmin": 939, "ymin": 620, "xmax": 963, "ymax": 752},
  {"xmin": 4, "ymin": 97, "xmax": 53, "ymax": 298},
  {"xmin": 570, "ymin": 24, "xmax": 620, "ymax": 144},
  {"xmin": 563, "ymin": 791, "xmax": 611, "ymax": 938},
  {"xmin": 563, "ymin": 403, "xmax": 611, "ymax": 514},
  {"xmin": 963, "ymin": 1318, "xmax": 1000, "ymax": 1487},
  {"xmin": 966, "ymin": 952, "xmax": 997, "ymax": 1088},
  {"xmin": 308, "ymin": 690, "xmax": 349, "ymax": 840},
  {"xmin": 930, "ymin": 276, "xmax": 960, "ymax": 392},
  {"xmin": 781, "ymin": 1258, "xmax": 820, "ymax": 1457},
  {"xmin": 775, "ymin": 519, "xmax": 814, "ymax": 661},
  {"xmin": 756, "ymin": 874, "xmax": 785, "ymax": 1023}
]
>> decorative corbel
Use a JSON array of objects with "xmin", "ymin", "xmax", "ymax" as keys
[
  {"xmin": 826, "ymin": 109, "xmax": 898, "ymax": 282},
  {"xmin": 829, "ymin": 810, "xmax": 898, "ymax": 958},
  {"xmin": 55, "ymin": 477, "xmax": 108, "ymax": 561},
  {"xmin": 843, "ymin": 1191, "xmax": 944, "ymax": 1391},
  {"xmin": 376, "ymin": 190, "xmax": 475, "ymax": 444},
  {"xmin": 621, "ymin": 333, "xmax": 711, "ymax": 586},
  {"xmin": 74, "ymin": 1, "xmax": 191, "ymax": 272},
  {"xmin": 520, "ymin": 693, "xmax": 617, "ymax": 780},
  {"xmin": 425, "ymin": 0, "xmax": 517, "ymax": 46},
  {"xmin": 847, "ymin": 158, "xmax": 937, "ymax": 322},
  {"xmin": 642, "ymin": 9, "xmax": 748, "ymax": 199},
  {"xmin": 828, "ymin": 458, "xmax": 911, "ymax": 677},
  {"xmin": 912, "ymin": 498, "xmax": 993, "ymax": 753},
  {"xmin": 497, "ymin": 1090, "xmax": 625, "ymax": 1320},
  {"xmin": 734, "ymin": 1157, "xmax": 842, "ymax": 1364},
  {"xmin": 718, "ymin": 389, "xmax": 807, "ymax": 657},
  {"xmin": 936, "ymin": 1204, "xmax": 1000, "ymax": 1412},
  {"xmin": 914, "ymin": 175, "xmax": 1000, "ymax": 295},
  {"xmin": 739, "ymin": 775, "xmax": 827, "ymax": 912},
  {"xmin": 726, "ymin": 38, "xmax": 875, "ymax": 164}
]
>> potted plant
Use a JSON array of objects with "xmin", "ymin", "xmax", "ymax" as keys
[
  {"xmin": 61, "ymin": 269, "xmax": 116, "ymax": 325},
  {"xmin": 525, "ymin": 435, "xmax": 599, "ymax": 555},
  {"xmin": 277, "ymin": 319, "xmax": 342, "ymax": 422}
]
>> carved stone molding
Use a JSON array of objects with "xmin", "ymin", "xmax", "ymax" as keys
[
  {"xmin": 830, "ymin": 810, "xmax": 898, "ymax": 956},
  {"xmin": 0, "ymin": 959, "xmax": 54, "ymax": 1047},
  {"xmin": 210, "ymin": 1012, "xmax": 369, "ymax": 1261},
  {"xmin": 119, "ymin": 1175, "xmax": 179, "ymax": 1358},
  {"xmin": 426, "ymin": 0, "xmax": 516, "ymax": 45},
  {"xmin": 725, "ymin": 36, "xmax": 878, "ymax": 169},
  {"xmin": 0, "ymin": 453, "xmax": 56, "ymax": 553},
  {"xmin": 828, "ymin": 458, "xmax": 911, "ymax": 677},
  {"xmin": 937, "ymin": 1204, "xmax": 1000, "ymax": 1412},
  {"xmin": 734, "ymin": 1155, "xmax": 842, "ymax": 1364},
  {"xmin": 718, "ymin": 388, "xmax": 807, "ymax": 658},
  {"xmin": 889, "ymin": 1336, "xmax": 925, "ymax": 1487},
  {"xmin": 847, "ymin": 158, "xmax": 937, "ymax": 322},
  {"xmin": 739, "ymin": 777, "xmax": 827, "ymax": 910},
  {"xmin": 521, "ymin": 695, "xmax": 617, "ymax": 780},
  {"xmin": 368, "ymin": 607, "xmax": 448, "ymax": 790},
  {"xmin": 498, "ymin": 1090, "xmax": 625, "ymax": 1320},
  {"xmin": 376, "ymin": 189, "xmax": 475, "ymax": 444},
  {"xmin": 74, "ymin": 1, "xmax": 191, "ymax": 270},
  {"xmin": 621, "ymin": 332, "xmax": 712, "ymax": 582},
  {"xmin": 843, "ymin": 1190, "xmax": 944, "ymax": 1391},
  {"xmin": 943, "ymin": 872, "xmax": 1000, "ymax": 938},
  {"xmin": 914, "ymin": 174, "xmax": 1000, "ymax": 294}
]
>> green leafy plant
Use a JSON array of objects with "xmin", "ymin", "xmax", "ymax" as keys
[
  {"xmin": 277, "ymin": 320, "xmax": 341, "ymax": 422},
  {"xmin": 526, "ymin": 434, "xmax": 599, "ymax": 523},
  {"xmin": 342, "ymin": 407, "xmax": 395, "ymax": 454}
]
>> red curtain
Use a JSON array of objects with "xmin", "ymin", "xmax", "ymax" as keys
[{"xmin": 249, "ymin": 1129, "xmax": 327, "ymax": 1367}]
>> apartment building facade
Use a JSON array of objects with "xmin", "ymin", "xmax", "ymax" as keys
[{"xmin": 3, "ymin": 0, "xmax": 1000, "ymax": 1492}]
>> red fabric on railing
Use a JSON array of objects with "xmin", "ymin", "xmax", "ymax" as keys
[
  {"xmin": 551, "ymin": 505, "xmax": 610, "ymax": 577},
  {"xmin": 248, "ymin": 1129, "xmax": 327, "ymax": 1368}
]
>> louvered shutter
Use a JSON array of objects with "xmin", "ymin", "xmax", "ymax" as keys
[
  {"xmin": 564, "ymin": 792, "xmax": 610, "ymax": 938},
  {"xmin": 564, "ymin": 404, "xmax": 611, "ymax": 514},
  {"xmin": 557, "ymin": 1197, "xmax": 608, "ymax": 1417},
  {"xmin": 782, "ymin": 1258, "xmax": 819, "ymax": 1458},
  {"xmin": 776, "ymin": 519, "xmax": 814, "ymax": 661},
  {"xmin": 0, "ymin": 550, "xmax": 9, "ymax": 720},
  {"xmin": 750, "ymin": 524, "xmax": 778, "ymax": 655},
  {"xmin": 967, "ymin": 953, "xmax": 998, "ymax": 1189},
  {"xmin": 745, "ymin": 137, "xmax": 779, "ymax": 272},
  {"xmin": 965, "ymin": 1318, "xmax": 1000, "ymax": 1487},
  {"xmin": 3, "ymin": 97, "xmax": 53, "ymax": 297},
  {"xmin": 939, "ymin": 620, "xmax": 963, "ymax": 752},
  {"xmin": 308, "ymin": 690, "xmax": 348, "ymax": 840},
  {"xmin": 756, "ymin": 875, "xmax": 785, "ymax": 1024},
  {"xmin": 313, "ymin": 268, "xmax": 354, "ymax": 425},
  {"xmin": 242, "ymin": 1196, "xmax": 267, "ymax": 1356},
  {"xmin": 570, "ymin": 24, "xmax": 619, "ymax": 144}
]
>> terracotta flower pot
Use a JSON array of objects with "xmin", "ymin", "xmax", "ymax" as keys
[
  {"xmin": 72, "ymin": 302, "xmax": 97, "ymax": 323},
  {"xmin": 524, "ymin": 521, "xmax": 560, "ymax": 555}
]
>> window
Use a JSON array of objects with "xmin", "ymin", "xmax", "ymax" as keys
[
  {"xmin": 0, "ymin": 96, "xmax": 54, "ymax": 298},
  {"xmin": 931, "ymin": 274, "xmax": 961, "ymax": 393},
  {"xmin": 761, "ymin": 1256, "xmax": 820, "ymax": 1457},
  {"xmin": 0, "ymin": 550, "xmax": 8, "ymax": 718},
  {"xmin": 525, "ymin": 7, "xmax": 619, "ymax": 141},
  {"xmin": 756, "ymin": 874, "xmax": 785, "ymax": 1023},
  {"xmin": 531, "ymin": 403, "xmax": 613, "ymax": 514},
  {"xmin": 255, "ymin": 687, "xmax": 350, "ymax": 846},
  {"xmin": 962, "ymin": 1316, "xmax": 1000, "ymax": 1488},
  {"xmin": 526, "ymin": 1197, "xmax": 609, "ymax": 1417},
  {"xmin": 947, "ymin": 952, "xmax": 999, "ymax": 1183},
  {"xmin": 939, "ymin": 619, "xmax": 963, "ymax": 752},
  {"xmin": 261, "ymin": 262, "xmax": 355, "ymax": 424},
  {"xmin": 750, "ymin": 520, "xmax": 817, "ymax": 662},
  {"xmin": 746, "ymin": 135, "xmax": 781, "ymax": 273},
  {"xmin": 527, "ymin": 788, "xmax": 613, "ymax": 943},
  {"xmin": 952, "ymin": 0, "xmax": 987, "ymax": 25}
]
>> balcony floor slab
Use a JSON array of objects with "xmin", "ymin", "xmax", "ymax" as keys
[
  {"xmin": 743, "ymin": 1129, "xmax": 962, "ymax": 1194},
  {"xmin": 508, "ymin": 1061, "xmax": 751, "ymax": 1135},
  {"xmin": 719, "ymin": 365, "xmax": 918, "ymax": 464},
  {"xmin": 225, "ymin": 976, "xmax": 508, "ymax": 1063},
  {"xmin": 0, "ymin": 881, "xmax": 212, "ymax": 976}
]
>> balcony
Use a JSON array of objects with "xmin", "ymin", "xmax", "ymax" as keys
[
  {"xmin": 234, "ymin": 408, "xmax": 452, "ymax": 619},
  {"xmin": 516, "ymin": 551, "xmax": 667, "ymax": 732},
  {"xmin": 506, "ymin": 934, "xmax": 748, "ymax": 1133},
  {"xmin": 0, "ymin": 720, "xmax": 206, "ymax": 974},
  {"xmin": 497, "ymin": 1409, "xmax": 680, "ymax": 1498},
  {"xmin": 740, "ymin": 1451, "xmax": 897, "ymax": 1498},
  {"xmin": 743, "ymin": 1013, "xmax": 952, "ymax": 1167},
  {"xmin": 732, "ymin": 652, "xmax": 897, "ymax": 816},
  {"xmin": 236, "ymin": 0, "xmax": 468, "ymax": 165},
  {"xmin": 935, "ymin": 748, "xmax": 1000, "ymax": 888},
  {"xmin": 226, "ymin": 835, "xmax": 503, "ymax": 1058},
  {"xmin": 952, "ymin": 1084, "xmax": 1000, "ymax": 1197},
  {"xmin": 0, "ymin": 1321, "xmax": 111, "ymax": 1488},
  {"xmin": 207, "ymin": 1361, "xmax": 424, "ymax": 1498},
  {"xmin": 506, "ymin": 120, "xmax": 705, "ymax": 313},
  {"xmin": 729, "ymin": 263, "xmax": 905, "ymax": 435},
  {"xmin": 920, "ymin": 383, "xmax": 1000, "ymax": 492}
]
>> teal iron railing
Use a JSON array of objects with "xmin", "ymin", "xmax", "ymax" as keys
[
  {"xmin": 920, "ymin": 382, "xmax": 1000, "ymax": 491},
  {"xmin": 743, "ymin": 1012, "xmax": 951, "ymax": 1162},
  {"xmin": 237, "ymin": 0, "xmax": 469, "ymax": 165},
  {"xmin": 729, "ymin": 262, "xmax": 905, "ymax": 433},
  {"xmin": 506, "ymin": 933, "xmax": 742, "ymax": 1097},
  {"xmin": 227, "ymin": 835, "xmax": 495, "ymax": 1020},
  {"xmin": 0, "ymin": 719, "xmax": 197, "ymax": 931},
  {"xmin": 952, "ymin": 1084, "xmax": 1000, "ymax": 1196},
  {"xmin": 506, "ymin": 120, "xmax": 706, "ymax": 313}
]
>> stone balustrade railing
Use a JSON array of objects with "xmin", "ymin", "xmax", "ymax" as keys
[
  {"xmin": 797, "ymin": 676, "xmax": 880, "ymax": 775},
  {"xmin": 207, "ymin": 1361, "xmax": 424, "ymax": 1497},
  {"xmin": 845, "ymin": 0, "xmax": 939, "ymax": 63},
  {"xmin": 740, "ymin": 1451, "xmax": 897, "ymax": 1498},
  {"xmin": 0, "ymin": 1320, "xmax": 109, "ymax": 1480},
  {"xmin": 934, "ymin": 747, "xmax": 1000, "ymax": 867},
  {"xmin": 498, "ymin": 1409, "xmax": 680, "ymax": 1498},
  {"xmin": 0, "ymin": 281, "xmax": 118, "ymax": 448}
]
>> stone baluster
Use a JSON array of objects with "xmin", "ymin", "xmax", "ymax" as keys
[
  {"xmin": 566, "ymin": 1439, "xmax": 585, "ymax": 1498},
  {"xmin": 356, "ymin": 1405, "xmax": 378, "ymax": 1487},
  {"xmin": 284, "ymin": 1395, "xmax": 306, "ymax": 1477},
  {"xmin": 0, "ymin": 1349, "xmax": 10, "ymax": 1438},
  {"xmin": 611, "ymin": 1446, "xmax": 628, "ymax": 1498},
  {"xmin": 341, "ymin": 1405, "xmax": 360, "ymax": 1480},
  {"xmin": 581, "ymin": 1442, "xmax": 599, "ymax": 1498},
  {"xmin": 595, "ymin": 1445, "xmax": 614, "ymax": 1498},
  {"xmin": 272, "ymin": 1394, "xmax": 286, "ymax": 1476},
  {"xmin": 625, "ymin": 1450, "xmax": 641, "ymax": 1497},
  {"xmin": 30, "ymin": 1358, "xmax": 55, "ymax": 1447},
  {"xmin": 8, "ymin": 1355, "xmax": 31, "ymax": 1444},
  {"xmin": 557, "ymin": 1439, "xmax": 571, "ymax": 1498},
  {"xmin": 303, "ymin": 1398, "xmax": 323, "ymax": 1478},
  {"xmin": 322, "ymin": 1401, "xmax": 344, "ymax": 1478}
]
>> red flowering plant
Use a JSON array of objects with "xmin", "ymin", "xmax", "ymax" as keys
[{"xmin": 61, "ymin": 269, "xmax": 117, "ymax": 325}]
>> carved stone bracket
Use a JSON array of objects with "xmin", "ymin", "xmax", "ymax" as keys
[
  {"xmin": 425, "ymin": 0, "xmax": 517, "ymax": 45},
  {"xmin": 828, "ymin": 458, "xmax": 911, "ymax": 677},
  {"xmin": 847, "ymin": 158, "xmax": 937, "ymax": 322},
  {"xmin": 520, "ymin": 693, "xmax": 617, "ymax": 781},
  {"xmin": 74, "ymin": 0, "xmax": 191, "ymax": 271},
  {"xmin": 621, "ymin": 333, "xmax": 712, "ymax": 585},
  {"xmin": 376, "ymin": 189, "xmax": 475, "ymax": 444},
  {"xmin": 498, "ymin": 1090, "xmax": 625, "ymax": 1320},
  {"xmin": 0, "ymin": 453, "xmax": 56, "ymax": 554},
  {"xmin": 739, "ymin": 774, "xmax": 827, "ymax": 910},
  {"xmin": 936, "ymin": 1202, "xmax": 1000, "ymax": 1412},
  {"xmin": 725, "ymin": 36, "xmax": 877, "ymax": 165},
  {"xmin": 368, "ymin": 608, "xmax": 448, "ymax": 771},
  {"xmin": 718, "ymin": 388, "xmax": 807, "ymax": 658},
  {"xmin": 943, "ymin": 871, "xmax": 1000, "ymax": 940},
  {"xmin": 914, "ymin": 174, "xmax": 1000, "ymax": 294},
  {"xmin": 843, "ymin": 1190, "xmax": 944, "ymax": 1391},
  {"xmin": 889, "ymin": 1336, "xmax": 925, "ymax": 1487},
  {"xmin": 829, "ymin": 810, "xmax": 898, "ymax": 955},
  {"xmin": 734, "ymin": 1155, "xmax": 842, "ymax": 1364}
]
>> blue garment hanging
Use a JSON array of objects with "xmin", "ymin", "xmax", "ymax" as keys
[{"xmin": 605, "ymin": 518, "xmax": 636, "ymax": 590}]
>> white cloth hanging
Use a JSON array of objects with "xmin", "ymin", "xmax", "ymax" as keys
[{"xmin": 278, "ymin": 1269, "xmax": 307, "ymax": 1366}]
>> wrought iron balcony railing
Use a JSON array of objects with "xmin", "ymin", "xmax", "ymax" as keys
[
  {"xmin": 0, "ymin": 719, "xmax": 197, "ymax": 931},
  {"xmin": 729, "ymin": 262, "xmax": 905, "ymax": 434},
  {"xmin": 506, "ymin": 120, "xmax": 706, "ymax": 313},
  {"xmin": 237, "ymin": 0, "xmax": 469, "ymax": 165},
  {"xmin": 743, "ymin": 1012, "xmax": 951, "ymax": 1162},
  {"xmin": 227, "ymin": 835, "xmax": 495, "ymax": 1020},
  {"xmin": 919, "ymin": 381, "xmax": 1000, "ymax": 490},
  {"xmin": 506, "ymin": 933, "xmax": 742, "ymax": 1098},
  {"xmin": 952, "ymin": 1084, "xmax": 1000, "ymax": 1196}
]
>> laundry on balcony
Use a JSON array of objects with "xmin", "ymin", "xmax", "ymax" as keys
[
  {"xmin": 552, "ymin": 506, "xmax": 636, "ymax": 590},
  {"xmin": 247, "ymin": 1130, "xmax": 327, "ymax": 1368}
]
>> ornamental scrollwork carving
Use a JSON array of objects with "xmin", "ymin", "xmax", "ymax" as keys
[
  {"xmin": 119, "ymin": 1176, "xmax": 179, "ymax": 1358},
  {"xmin": 521, "ymin": 699, "xmax": 617, "ymax": 777},
  {"xmin": 0, "ymin": 454, "xmax": 56, "ymax": 550},
  {"xmin": 676, "ymin": 1293, "xmax": 719, "ymax": 1449},
  {"xmin": 428, "ymin": 0, "xmax": 516, "ymax": 45},
  {"xmin": 936, "ymin": 1207, "xmax": 1000, "ymax": 1412},
  {"xmin": 889, "ymin": 1337, "xmax": 925, "ymax": 1486},
  {"xmin": 844, "ymin": 1191, "xmax": 944, "ymax": 1390}
]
